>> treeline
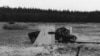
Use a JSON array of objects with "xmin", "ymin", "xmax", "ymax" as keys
[{"xmin": 0, "ymin": 6, "xmax": 100, "ymax": 22}]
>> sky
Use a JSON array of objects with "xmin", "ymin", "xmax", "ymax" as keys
[{"xmin": 0, "ymin": 0, "xmax": 100, "ymax": 11}]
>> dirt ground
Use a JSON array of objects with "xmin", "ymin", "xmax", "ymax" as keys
[{"xmin": 0, "ymin": 43, "xmax": 100, "ymax": 56}]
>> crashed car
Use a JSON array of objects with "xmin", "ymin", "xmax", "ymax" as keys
[{"xmin": 55, "ymin": 27, "xmax": 77, "ymax": 43}]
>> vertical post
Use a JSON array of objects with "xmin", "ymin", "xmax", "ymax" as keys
[
  {"xmin": 70, "ymin": 27, "xmax": 72, "ymax": 34},
  {"xmin": 76, "ymin": 45, "xmax": 83, "ymax": 56},
  {"xmin": 66, "ymin": 26, "xmax": 72, "ymax": 34}
]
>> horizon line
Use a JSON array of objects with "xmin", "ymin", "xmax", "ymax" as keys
[{"xmin": 0, "ymin": 6, "xmax": 100, "ymax": 12}]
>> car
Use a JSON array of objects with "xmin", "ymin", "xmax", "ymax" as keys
[{"xmin": 55, "ymin": 27, "xmax": 77, "ymax": 43}]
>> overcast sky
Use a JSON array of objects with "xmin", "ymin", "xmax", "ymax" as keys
[{"xmin": 0, "ymin": 0, "xmax": 100, "ymax": 11}]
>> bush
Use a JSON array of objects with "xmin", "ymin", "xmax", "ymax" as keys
[{"xmin": 3, "ymin": 23, "xmax": 28, "ymax": 30}]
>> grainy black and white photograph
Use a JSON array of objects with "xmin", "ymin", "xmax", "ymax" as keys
[{"xmin": 0, "ymin": 0, "xmax": 100, "ymax": 56}]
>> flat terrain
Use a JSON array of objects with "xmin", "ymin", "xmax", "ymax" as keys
[{"xmin": 0, "ymin": 22, "xmax": 100, "ymax": 56}]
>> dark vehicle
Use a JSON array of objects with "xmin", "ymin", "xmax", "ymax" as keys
[
  {"xmin": 55, "ymin": 27, "xmax": 77, "ymax": 43},
  {"xmin": 28, "ymin": 31, "xmax": 40, "ymax": 43},
  {"xmin": 56, "ymin": 27, "xmax": 70, "ymax": 35}
]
